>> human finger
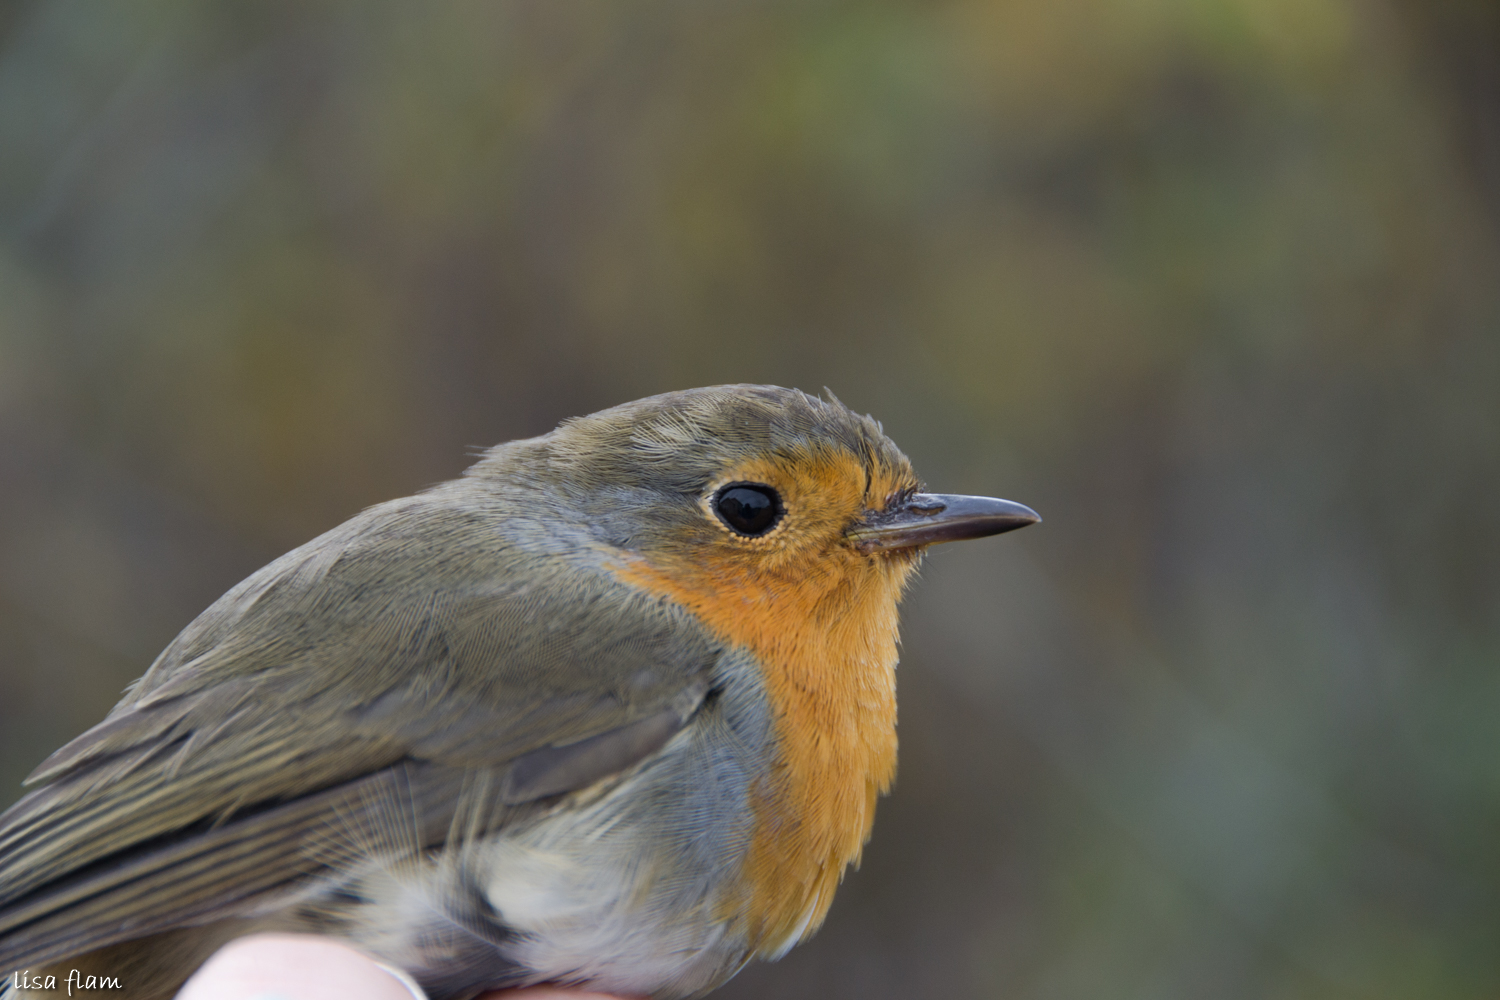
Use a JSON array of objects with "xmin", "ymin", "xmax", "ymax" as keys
[{"xmin": 177, "ymin": 933, "xmax": 422, "ymax": 1000}]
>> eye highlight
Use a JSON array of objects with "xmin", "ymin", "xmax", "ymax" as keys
[{"xmin": 712, "ymin": 483, "xmax": 783, "ymax": 537}]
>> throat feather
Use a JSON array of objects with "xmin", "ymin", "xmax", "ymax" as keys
[{"xmin": 611, "ymin": 549, "xmax": 907, "ymax": 952}]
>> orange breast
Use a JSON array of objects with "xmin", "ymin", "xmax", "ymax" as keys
[{"xmin": 613, "ymin": 536, "xmax": 912, "ymax": 953}]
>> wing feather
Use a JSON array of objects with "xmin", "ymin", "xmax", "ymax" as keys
[{"xmin": 0, "ymin": 483, "xmax": 721, "ymax": 968}]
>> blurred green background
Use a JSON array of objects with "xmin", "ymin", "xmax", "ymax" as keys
[{"xmin": 2, "ymin": 1, "xmax": 1499, "ymax": 997}]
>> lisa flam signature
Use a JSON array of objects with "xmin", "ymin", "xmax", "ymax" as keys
[{"xmin": 9, "ymin": 970, "xmax": 123, "ymax": 995}]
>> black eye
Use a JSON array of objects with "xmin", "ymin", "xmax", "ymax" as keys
[{"xmin": 712, "ymin": 483, "xmax": 783, "ymax": 537}]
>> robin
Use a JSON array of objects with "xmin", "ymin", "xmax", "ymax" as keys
[{"xmin": 0, "ymin": 385, "xmax": 1038, "ymax": 1000}]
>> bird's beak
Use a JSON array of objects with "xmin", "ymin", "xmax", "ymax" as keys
[{"xmin": 848, "ymin": 493, "xmax": 1041, "ymax": 554}]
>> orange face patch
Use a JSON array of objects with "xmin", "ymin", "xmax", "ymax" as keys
[{"xmin": 610, "ymin": 444, "xmax": 920, "ymax": 953}]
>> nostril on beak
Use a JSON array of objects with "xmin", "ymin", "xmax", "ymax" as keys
[{"xmin": 906, "ymin": 498, "xmax": 947, "ymax": 516}]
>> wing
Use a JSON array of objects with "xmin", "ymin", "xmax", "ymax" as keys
[{"xmin": 0, "ymin": 481, "xmax": 722, "ymax": 968}]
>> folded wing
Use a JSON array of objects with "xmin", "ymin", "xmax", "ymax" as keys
[{"xmin": 0, "ymin": 485, "xmax": 720, "ymax": 969}]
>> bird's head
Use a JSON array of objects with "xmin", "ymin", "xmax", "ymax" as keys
[{"xmin": 471, "ymin": 384, "xmax": 1037, "ymax": 624}]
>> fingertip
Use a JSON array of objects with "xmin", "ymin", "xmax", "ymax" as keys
[{"xmin": 177, "ymin": 933, "xmax": 421, "ymax": 1000}]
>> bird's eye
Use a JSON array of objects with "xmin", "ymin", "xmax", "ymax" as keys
[{"xmin": 712, "ymin": 483, "xmax": 783, "ymax": 537}]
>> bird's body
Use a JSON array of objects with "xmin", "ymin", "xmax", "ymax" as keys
[{"xmin": 0, "ymin": 386, "xmax": 1036, "ymax": 999}]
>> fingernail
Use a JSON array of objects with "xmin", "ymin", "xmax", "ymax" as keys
[{"xmin": 372, "ymin": 962, "xmax": 428, "ymax": 1000}]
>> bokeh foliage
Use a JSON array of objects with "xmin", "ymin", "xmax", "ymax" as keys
[{"xmin": 1, "ymin": 1, "xmax": 1498, "ymax": 997}]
